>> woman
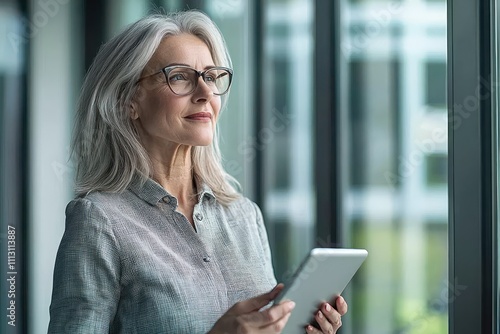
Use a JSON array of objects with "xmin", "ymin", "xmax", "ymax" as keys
[{"xmin": 48, "ymin": 10, "xmax": 347, "ymax": 333}]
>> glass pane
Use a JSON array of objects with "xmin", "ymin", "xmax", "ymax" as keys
[
  {"xmin": 262, "ymin": 0, "xmax": 315, "ymax": 282},
  {"xmin": 28, "ymin": 1, "xmax": 82, "ymax": 331},
  {"xmin": 341, "ymin": 1, "xmax": 448, "ymax": 333}
]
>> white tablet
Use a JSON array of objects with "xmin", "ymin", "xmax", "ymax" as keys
[{"xmin": 273, "ymin": 248, "xmax": 368, "ymax": 334}]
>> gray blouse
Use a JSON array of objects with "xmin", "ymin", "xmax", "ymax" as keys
[{"xmin": 48, "ymin": 178, "xmax": 277, "ymax": 333}]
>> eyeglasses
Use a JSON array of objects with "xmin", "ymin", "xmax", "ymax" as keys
[{"xmin": 137, "ymin": 65, "xmax": 233, "ymax": 96}]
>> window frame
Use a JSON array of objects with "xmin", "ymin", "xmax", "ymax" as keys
[{"xmin": 448, "ymin": 0, "xmax": 496, "ymax": 332}]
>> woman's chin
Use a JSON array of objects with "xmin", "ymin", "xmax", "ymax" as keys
[{"xmin": 191, "ymin": 137, "xmax": 213, "ymax": 147}]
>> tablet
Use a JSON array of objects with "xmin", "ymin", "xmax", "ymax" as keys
[{"xmin": 273, "ymin": 248, "xmax": 368, "ymax": 333}]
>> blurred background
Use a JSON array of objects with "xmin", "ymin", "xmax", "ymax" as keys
[{"xmin": 0, "ymin": 0, "xmax": 449, "ymax": 333}]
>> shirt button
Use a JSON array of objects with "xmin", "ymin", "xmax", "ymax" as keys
[
  {"xmin": 195, "ymin": 213, "xmax": 203, "ymax": 221},
  {"xmin": 162, "ymin": 197, "xmax": 170, "ymax": 204},
  {"xmin": 203, "ymin": 256, "xmax": 211, "ymax": 262}
]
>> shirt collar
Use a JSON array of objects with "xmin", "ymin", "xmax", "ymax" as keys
[
  {"xmin": 129, "ymin": 176, "xmax": 170, "ymax": 206},
  {"xmin": 129, "ymin": 175, "xmax": 216, "ymax": 206},
  {"xmin": 197, "ymin": 181, "xmax": 216, "ymax": 203}
]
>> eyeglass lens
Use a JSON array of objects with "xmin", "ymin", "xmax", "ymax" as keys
[{"xmin": 166, "ymin": 67, "xmax": 231, "ymax": 95}]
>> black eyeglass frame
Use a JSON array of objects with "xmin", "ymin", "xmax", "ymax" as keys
[{"xmin": 136, "ymin": 65, "xmax": 234, "ymax": 96}]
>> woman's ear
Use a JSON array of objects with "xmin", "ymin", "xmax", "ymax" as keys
[
  {"xmin": 129, "ymin": 99, "xmax": 139, "ymax": 120},
  {"xmin": 130, "ymin": 107, "xmax": 138, "ymax": 120}
]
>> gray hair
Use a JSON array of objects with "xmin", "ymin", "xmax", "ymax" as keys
[{"xmin": 72, "ymin": 10, "xmax": 241, "ymax": 204}]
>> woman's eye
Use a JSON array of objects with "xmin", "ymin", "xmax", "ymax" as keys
[
  {"xmin": 205, "ymin": 74, "xmax": 217, "ymax": 83},
  {"xmin": 169, "ymin": 73, "xmax": 188, "ymax": 82}
]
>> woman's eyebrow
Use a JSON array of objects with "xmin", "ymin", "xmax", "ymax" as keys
[
  {"xmin": 163, "ymin": 62, "xmax": 190, "ymax": 67},
  {"xmin": 162, "ymin": 62, "xmax": 217, "ymax": 70}
]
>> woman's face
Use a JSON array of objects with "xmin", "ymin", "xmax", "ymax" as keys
[{"xmin": 131, "ymin": 33, "xmax": 222, "ymax": 151}]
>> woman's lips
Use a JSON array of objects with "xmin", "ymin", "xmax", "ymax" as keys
[{"xmin": 185, "ymin": 112, "xmax": 212, "ymax": 121}]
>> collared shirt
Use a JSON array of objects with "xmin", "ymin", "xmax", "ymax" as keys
[{"xmin": 48, "ymin": 178, "xmax": 277, "ymax": 333}]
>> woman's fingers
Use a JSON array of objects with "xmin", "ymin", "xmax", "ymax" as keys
[
  {"xmin": 239, "ymin": 301, "xmax": 295, "ymax": 327},
  {"xmin": 321, "ymin": 302, "xmax": 342, "ymax": 326},
  {"xmin": 318, "ymin": 303, "xmax": 342, "ymax": 333},
  {"xmin": 208, "ymin": 285, "xmax": 293, "ymax": 334},
  {"xmin": 230, "ymin": 283, "xmax": 285, "ymax": 314},
  {"xmin": 260, "ymin": 309, "xmax": 293, "ymax": 333},
  {"xmin": 335, "ymin": 296, "xmax": 348, "ymax": 315},
  {"xmin": 306, "ymin": 301, "xmax": 343, "ymax": 334}
]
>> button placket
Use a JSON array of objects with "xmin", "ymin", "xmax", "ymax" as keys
[{"xmin": 193, "ymin": 204, "xmax": 210, "ymax": 260}]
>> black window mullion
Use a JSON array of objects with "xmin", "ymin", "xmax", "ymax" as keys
[
  {"xmin": 448, "ymin": 0, "xmax": 495, "ymax": 333},
  {"xmin": 314, "ymin": 0, "xmax": 341, "ymax": 246},
  {"xmin": 253, "ymin": 0, "xmax": 265, "ymax": 209},
  {"xmin": 84, "ymin": 0, "xmax": 107, "ymax": 71}
]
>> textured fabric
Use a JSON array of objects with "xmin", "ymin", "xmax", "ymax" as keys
[{"xmin": 48, "ymin": 177, "xmax": 277, "ymax": 333}]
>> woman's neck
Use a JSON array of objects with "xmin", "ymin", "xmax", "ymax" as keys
[{"xmin": 148, "ymin": 144, "xmax": 197, "ymax": 204}]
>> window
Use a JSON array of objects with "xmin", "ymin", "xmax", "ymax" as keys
[
  {"xmin": 261, "ymin": 0, "xmax": 316, "ymax": 282},
  {"xmin": 341, "ymin": 1, "xmax": 448, "ymax": 332}
]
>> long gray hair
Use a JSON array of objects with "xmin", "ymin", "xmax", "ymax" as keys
[{"xmin": 72, "ymin": 10, "xmax": 240, "ymax": 204}]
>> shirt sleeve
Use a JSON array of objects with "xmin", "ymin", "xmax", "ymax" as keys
[
  {"xmin": 48, "ymin": 198, "xmax": 121, "ymax": 333},
  {"xmin": 252, "ymin": 202, "xmax": 277, "ymax": 287}
]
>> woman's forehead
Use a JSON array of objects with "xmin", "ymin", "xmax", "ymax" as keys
[{"xmin": 147, "ymin": 34, "xmax": 215, "ymax": 70}]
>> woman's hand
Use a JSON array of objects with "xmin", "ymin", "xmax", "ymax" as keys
[
  {"xmin": 305, "ymin": 296, "xmax": 348, "ymax": 334},
  {"xmin": 208, "ymin": 283, "xmax": 295, "ymax": 334}
]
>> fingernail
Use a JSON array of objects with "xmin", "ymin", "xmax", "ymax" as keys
[
  {"xmin": 317, "ymin": 311, "xmax": 323, "ymax": 319},
  {"xmin": 288, "ymin": 301, "xmax": 296, "ymax": 310},
  {"xmin": 325, "ymin": 303, "xmax": 331, "ymax": 312},
  {"xmin": 307, "ymin": 325, "xmax": 314, "ymax": 332}
]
